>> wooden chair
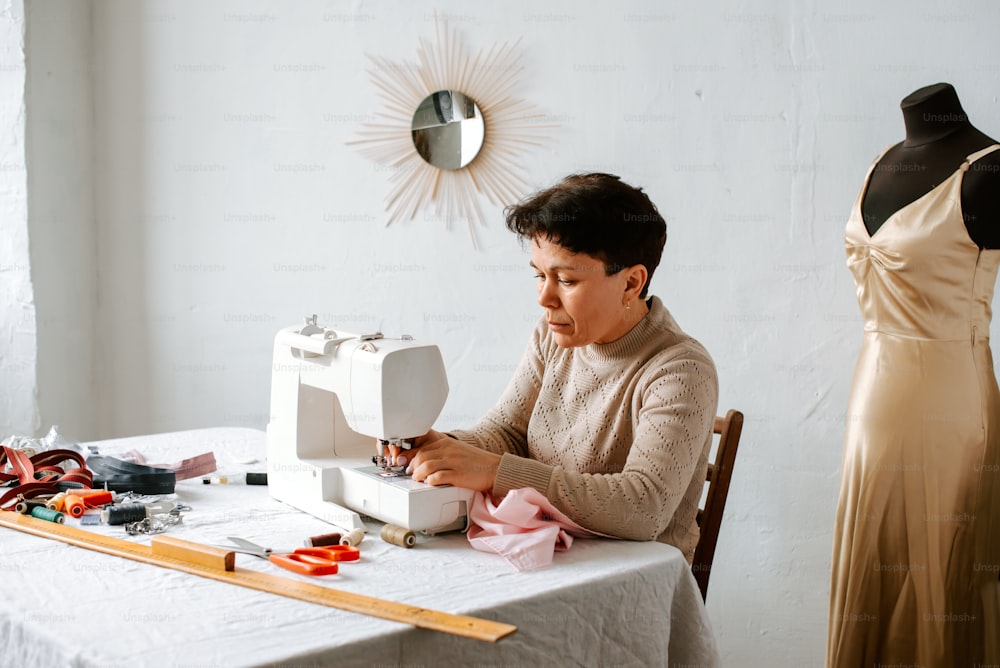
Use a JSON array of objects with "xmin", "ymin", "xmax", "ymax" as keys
[{"xmin": 692, "ymin": 408, "xmax": 744, "ymax": 601}]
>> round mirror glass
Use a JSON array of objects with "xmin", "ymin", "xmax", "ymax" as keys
[{"xmin": 411, "ymin": 90, "xmax": 485, "ymax": 170}]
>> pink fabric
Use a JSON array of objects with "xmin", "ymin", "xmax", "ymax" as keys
[{"xmin": 467, "ymin": 488, "xmax": 608, "ymax": 571}]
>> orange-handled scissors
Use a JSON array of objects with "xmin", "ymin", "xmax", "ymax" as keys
[{"xmin": 221, "ymin": 536, "xmax": 360, "ymax": 576}]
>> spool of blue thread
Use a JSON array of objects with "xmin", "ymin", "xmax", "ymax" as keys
[{"xmin": 30, "ymin": 506, "xmax": 65, "ymax": 524}]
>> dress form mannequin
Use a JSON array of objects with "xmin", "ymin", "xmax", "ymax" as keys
[
  {"xmin": 861, "ymin": 82, "xmax": 1000, "ymax": 248},
  {"xmin": 829, "ymin": 82, "xmax": 1000, "ymax": 668}
]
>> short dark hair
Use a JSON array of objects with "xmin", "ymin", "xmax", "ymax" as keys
[{"xmin": 504, "ymin": 173, "xmax": 667, "ymax": 298}]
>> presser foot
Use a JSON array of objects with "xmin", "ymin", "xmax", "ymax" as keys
[
  {"xmin": 373, "ymin": 437, "xmax": 414, "ymax": 477},
  {"xmin": 371, "ymin": 455, "xmax": 409, "ymax": 478}
]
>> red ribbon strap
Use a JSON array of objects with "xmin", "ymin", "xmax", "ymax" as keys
[{"xmin": 0, "ymin": 447, "xmax": 94, "ymax": 511}]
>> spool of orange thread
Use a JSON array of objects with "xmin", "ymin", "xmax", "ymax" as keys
[
  {"xmin": 45, "ymin": 492, "xmax": 67, "ymax": 512},
  {"xmin": 64, "ymin": 495, "xmax": 87, "ymax": 518},
  {"xmin": 68, "ymin": 489, "xmax": 114, "ymax": 507}
]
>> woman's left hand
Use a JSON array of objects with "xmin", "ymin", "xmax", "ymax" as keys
[{"xmin": 406, "ymin": 435, "xmax": 501, "ymax": 492}]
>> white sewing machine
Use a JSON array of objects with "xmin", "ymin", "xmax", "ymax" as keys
[{"xmin": 265, "ymin": 315, "xmax": 474, "ymax": 535}]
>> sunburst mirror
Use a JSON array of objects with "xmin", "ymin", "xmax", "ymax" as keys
[{"xmin": 348, "ymin": 19, "xmax": 552, "ymax": 248}]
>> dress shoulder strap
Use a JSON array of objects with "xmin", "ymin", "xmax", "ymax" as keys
[{"xmin": 966, "ymin": 143, "xmax": 1000, "ymax": 164}]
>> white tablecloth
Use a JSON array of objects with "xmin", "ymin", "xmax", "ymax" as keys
[{"xmin": 0, "ymin": 428, "xmax": 720, "ymax": 668}]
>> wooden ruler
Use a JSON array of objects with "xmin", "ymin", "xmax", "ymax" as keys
[{"xmin": 0, "ymin": 512, "xmax": 516, "ymax": 642}]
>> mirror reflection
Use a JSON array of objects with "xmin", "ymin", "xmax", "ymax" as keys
[{"xmin": 411, "ymin": 90, "xmax": 485, "ymax": 170}]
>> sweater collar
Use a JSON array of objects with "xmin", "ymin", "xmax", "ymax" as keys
[{"xmin": 579, "ymin": 296, "xmax": 679, "ymax": 363}]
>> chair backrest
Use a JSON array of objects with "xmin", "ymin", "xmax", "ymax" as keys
[{"xmin": 692, "ymin": 408, "xmax": 744, "ymax": 601}]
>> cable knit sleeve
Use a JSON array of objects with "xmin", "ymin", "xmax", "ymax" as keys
[
  {"xmin": 446, "ymin": 321, "xmax": 547, "ymax": 458},
  {"xmin": 493, "ymin": 346, "xmax": 719, "ymax": 544}
]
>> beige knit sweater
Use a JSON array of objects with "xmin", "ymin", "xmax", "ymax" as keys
[{"xmin": 449, "ymin": 296, "xmax": 719, "ymax": 562}]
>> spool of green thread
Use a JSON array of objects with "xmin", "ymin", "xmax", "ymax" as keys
[{"xmin": 30, "ymin": 506, "xmax": 65, "ymax": 524}]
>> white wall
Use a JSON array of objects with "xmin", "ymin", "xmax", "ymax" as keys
[
  {"xmin": 0, "ymin": 0, "xmax": 35, "ymax": 436},
  {"xmin": 12, "ymin": 0, "xmax": 1000, "ymax": 665},
  {"xmin": 25, "ymin": 0, "xmax": 97, "ymax": 440}
]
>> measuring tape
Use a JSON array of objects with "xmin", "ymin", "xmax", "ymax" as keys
[{"xmin": 0, "ymin": 512, "xmax": 516, "ymax": 642}]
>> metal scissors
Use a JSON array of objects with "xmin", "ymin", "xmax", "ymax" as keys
[{"xmin": 221, "ymin": 536, "xmax": 360, "ymax": 576}]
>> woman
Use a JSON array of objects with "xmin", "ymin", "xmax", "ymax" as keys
[{"xmin": 407, "ymin": 173, "xmax": 719, "ymax": 559}]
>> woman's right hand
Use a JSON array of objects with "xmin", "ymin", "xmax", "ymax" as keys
[
  {"xmin": 405, "ymin": 436, "xmax": 501, "ymax": 492},
  {"xmin": 389, "ymin": 429, "xmax": 447, "ymax": 467},
  {"xmin": 411, "ymin": 428, "xmax": 447, "ymax": 449}
]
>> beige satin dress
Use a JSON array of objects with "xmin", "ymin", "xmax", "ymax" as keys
[{"xmin": 829, "ymin": 144, "xmax": 1000, "ymax": 666}]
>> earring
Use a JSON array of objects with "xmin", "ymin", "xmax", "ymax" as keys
[{"xmin": 625, "ymin": 301, "xmax": 631, "ymax": 311}]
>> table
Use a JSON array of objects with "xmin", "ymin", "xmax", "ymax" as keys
[{"xmin": 0, "ymin": 428, "xmax": 720, "ymax": 667}]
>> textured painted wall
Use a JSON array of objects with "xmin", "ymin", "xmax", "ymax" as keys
[
  {"xmin": 25, "ymin": 0, "xmax": 97, "ymax": 440},
  {"xmin": 0, "ymin": 0, "xmax": 36, "ymax": 436},
  {"xmin": 15, "ymin": 0, "xmax": 1000, "ymax": 665}
]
